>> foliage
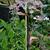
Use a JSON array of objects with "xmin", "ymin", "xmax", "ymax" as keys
[
  {"xmin": 30, "ymin": 20, "xmax": 50, "ymax": 50},
  {"xmin": 27, "ymin": 0, "xmax": 50, "ymax": 50},
  {"xmin": 0, "ymin": 12, "xmax": 26, "ymax": 50}
]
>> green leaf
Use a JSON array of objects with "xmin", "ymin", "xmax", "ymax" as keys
[
  {"xmin": 8, "ymin": 29, "xmax": 14, "ymax": 38},
  {"xmin": 2, "ymin": 37, "xmax": 7, "ymax": 48}
]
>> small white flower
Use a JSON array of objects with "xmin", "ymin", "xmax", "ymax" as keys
[
  {"xmin": 33, "ymin": 17, "xmax": 36, "ymax": 19},
  {"xmin": 37, "ymin": 16, "xmax": 39, "ymax": 18},
  {"xmin": 44, "ymin": 17, "xmax": 49, "ymax": 20},
  {"xmin": 30, "ymin": 10, "xmax": 33, "ymax": 14}
]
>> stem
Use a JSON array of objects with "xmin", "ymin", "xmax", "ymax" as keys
[{"xmin": 25, "ymin": 2, "xmax": 27, "ymax": 50}]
